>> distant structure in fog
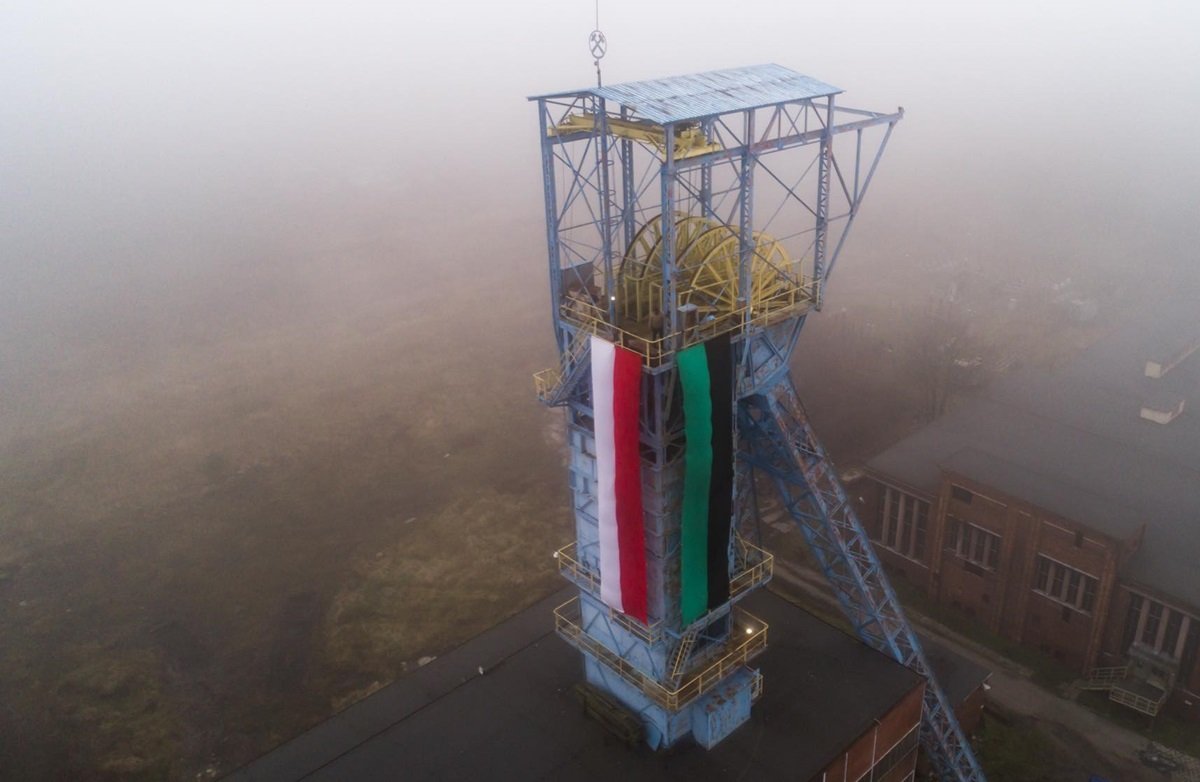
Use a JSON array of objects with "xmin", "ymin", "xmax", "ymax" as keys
[
  {"xmin": 529, "ymin": 64, "xmax": 983, "ymax": 779},
  {"xmin": 861, "ymin": 290, "xmax": 1200, "ymax": 720}
]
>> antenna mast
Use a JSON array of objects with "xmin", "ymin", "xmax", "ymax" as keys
[{"xmin": 588, "ymin": 0, "xmax": 606, "ymax": 87}]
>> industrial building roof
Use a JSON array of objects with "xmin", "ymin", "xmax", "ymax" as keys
[
  {"xmin": 530, "ymin": 64, "xmax": 842, "ymax": 125},
  {"xmin": 868, "ymin": 288, "xmax": 1200, "ymax": 610},
  {"xmin": 229, "ymin": 587, "xmax": 941, "ymax": 781},
  {"xmin": 939, "ymin": 448, "xmax": 1143, "ymax": 539}
]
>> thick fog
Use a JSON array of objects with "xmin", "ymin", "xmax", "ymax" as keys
[
  {"xmin": 5, "ymin": 1, "xmax": 1199, "ymax": 349},
  {"xmin": 1, "ymin": 1, "xmax": 1198, "ymax": 777},
  {"xmin": 5, "ymin": 0, "xmax": 1198, "ymax": 461}
]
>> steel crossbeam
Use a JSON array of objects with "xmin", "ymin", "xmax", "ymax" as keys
[{"xmin": 739, "ymin": 374, "xmax": 986, "ymax": 781}]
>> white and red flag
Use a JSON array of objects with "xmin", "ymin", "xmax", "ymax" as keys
[{"xmin": 590, "ymin": 336, "xmax": 648, "ymax": 623}]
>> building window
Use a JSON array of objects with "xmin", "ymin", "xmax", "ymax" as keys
[
  {"xmin": 1066, "ymin": 571, "xmax": 1082, "ymax": 606},
  {"xmin": 1163, "ymin": 611, "xmax": 1183, "ymax": 656},
  {"xmin": 1051, "ymin": 564, "xmax": 1064, "ymax": 595},
  {"xmin": 878, "ymin": 487, "xmax": 930, "ymax": 562},
  {"xmin": 1124, "ymin": 592, "xmax": 1195, "ymax": 661},
  {"xmin": 945, "ymin": 516, "xmax": 1000, "ymax": 570},
  {"xmin": 1033, "ymin": 555, "xmax": 1098, "ymax": 615},
  {"xmin": 1142, "ymin": 602, "xmax": 1163, "ymax": 647},
  {"xmin": 1122, "ymin": 593, "xmax": 1144, "ymax": 649}
]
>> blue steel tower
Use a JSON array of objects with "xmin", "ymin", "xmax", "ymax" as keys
[{"xmin": 531, "ymin": 66, "xmax": 985, "ymax": 780}]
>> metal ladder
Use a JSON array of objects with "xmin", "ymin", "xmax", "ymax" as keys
[
  {"xmin": 739, "ymin": 373, "xmax": 986, "ymax": 781},
  {"xmin": 668, "ymin": 626, "xmax": 701, "ymax": 681}
]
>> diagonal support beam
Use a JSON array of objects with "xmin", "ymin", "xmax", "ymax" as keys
[
  {"xmin": 673, "ymin": 108, "xmax": 903, "ymax": 172},
  {"xmin": 738, "ymin": 373, "xmax": 987, "ymax": 782}
]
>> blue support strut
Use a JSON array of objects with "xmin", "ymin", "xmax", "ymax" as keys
[{"xmin": 739, "ymin": 374, "xmax": 986, "ymax": 781}]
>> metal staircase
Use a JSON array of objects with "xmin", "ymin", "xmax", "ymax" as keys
[
  {"xmin": 1080, "ymin": 665, "xmax": 1128, "ymax": 691},
  {"xmin": 668, "ymin": 626, "xmax": 702, "ymax": 681},
  {"xmin": 534, "ymin": 327, "xmax": 592, "ymax": 406},
  {"xmin": 1081, "ymin": 665, "xmax": 1168, "ymax": 717},
  {"xmin": 740, "ymin": 374, "xmax": 986, "ymax": 782}
]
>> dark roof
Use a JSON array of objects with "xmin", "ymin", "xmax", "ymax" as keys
[
  {"xmin": 867, "ymin": 289, "xmax": 1200, "ymax": 609},
  {"xmin": 529, "ymin": 64, "xmax": 841, "ymax": 124},
  {"xmin": 228, "ymin": 588, "xmax": 923, "ymax": 781},
  {"xmin": 939, "ymin": 448, "xmax": 1141, "ymax": 539},
  {"xmin": 920, "ymin": 636, "xmax": 991, "ymax": 708}
]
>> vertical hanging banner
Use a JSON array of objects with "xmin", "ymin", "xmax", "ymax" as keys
[
  {"xmin": 590, "ymin": 336, "xmax": 648, "ymax": 623},
  {"xmin": 678, "ymin": 333, "xmax": 734, "ymax": 625}
]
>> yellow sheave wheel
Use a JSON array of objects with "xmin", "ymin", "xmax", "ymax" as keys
[{"xmin": 616, "ymin": 214, "xmax": 797, "ymax": 323}]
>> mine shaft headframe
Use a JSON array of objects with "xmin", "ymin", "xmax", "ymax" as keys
[{"xmin": 530, "ymin": 64, "xmax": 902, "ymax": 359}]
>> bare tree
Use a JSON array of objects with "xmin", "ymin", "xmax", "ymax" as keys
[{"xmin": 903, "ymin": 296, "xmax": 981, "ymax": 421}]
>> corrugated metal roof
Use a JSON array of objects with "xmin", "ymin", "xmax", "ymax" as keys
[{"xmin": 530, "ymin": 64, "xmax": 841, "ymax": 124}]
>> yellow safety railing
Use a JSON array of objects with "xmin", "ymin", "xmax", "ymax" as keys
[
  {"xmin": 554, "ymin": 543, "xmax": 664, "ymax": 643},
  {"xmin": 534, "ymin": 323, "xmax": 601, "ymax": 403},
  {"xmin": 555, "ymin": 542, "xmax": 600, "ymax": 591},
  {"xmin": 532, "ymin": 367, "xmax": 560, "ymax": 401},
  {"xmin": 750, "ymin": 669, "xmax": 764, "ymax": 701},
  {"xmin": 559, "ymin": 279, "xmax": 816, "ymax": 365},
  {"xmin": 554, "ymin": 537, "xmax": 772, "ymax": 640},
  {"xmin": 553, "ymin": 596, "xmax": 768, "ymax": 712},
  {"xmin": 558, "ymin": 296, "xmax": 672, "ymax": 364},
  {"xmin": 534, "ymin": 269, "xmax": 816, "ymax": 398},
  {"xmin": 729, "ymin": 536, "xmax": 774, "ymax": 598}
]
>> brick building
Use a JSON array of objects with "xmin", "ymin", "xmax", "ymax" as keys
[{"xmin": 856, "ymin": 289, "xmax": 1200, "ymax": 719}]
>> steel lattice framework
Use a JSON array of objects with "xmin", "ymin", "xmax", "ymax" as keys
[
  {"xmin": 531, "ymin": 65, "xmax": 985, "ymax": 779},
  {"xmin": 740, "ymin": 379, "xmax": 985, "ymax": 779}
]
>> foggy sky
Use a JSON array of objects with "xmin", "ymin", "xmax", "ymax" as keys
[{"xmin": 3, "ymin": 0, "xmax": 1199, "ymax": 427}]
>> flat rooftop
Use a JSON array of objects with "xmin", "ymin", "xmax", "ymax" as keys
[
  {"xmin": 228, "ymin": 587, "xmax": 935, "ymax": 781},
  {"xmin": 868, "ymin": 287, "xmax": 1200, "ymax": 609}
]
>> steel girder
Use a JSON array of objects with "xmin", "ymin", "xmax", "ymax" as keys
[
  {"xmin": 738, "ymin": 374, "xmax": 986, "ymax": 782},
  {"xmin": 534, "ymin": 94, "xmax": 903, "ymax": 363}
]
